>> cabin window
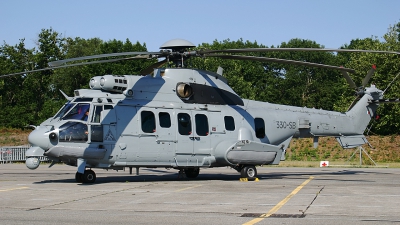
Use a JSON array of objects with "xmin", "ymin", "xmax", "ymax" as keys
[
  {"xmin": 224, "ymin": 116, "xmax": 235, "ymax": 131},
  {"xmin": 195, "ymin": 114, "xmax": 209, "ymax": 136},
  {"xmin": 254, "ymin": 118, "xmax": 265, "ymax": 138},
  {"xmin": 178, "ymin": 113, "xmax": 192, "ymax": 135},
  {"xmin": 141, "ymin": 111, "xmax": 156, "ymax": 133},
  {"xmin": 159, "ymin": 112, "xmax": 171, "ymax": 128}
]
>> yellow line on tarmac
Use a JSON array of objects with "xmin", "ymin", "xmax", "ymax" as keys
[
  {"xmin": 175, "ymin": 184, "xmax": 203, "ymax": 192},
  {"xmin": 0, "ymin": 187, "xmax": 29, "ymax": 192},
  {"xmin": 243, "ymin": 176, "xmax": 314, "ymax": 225}
]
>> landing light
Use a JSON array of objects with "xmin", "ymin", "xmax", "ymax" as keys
[{"xmin": 49, "ymin": 132, "xmax": 57, "ymax": 140}]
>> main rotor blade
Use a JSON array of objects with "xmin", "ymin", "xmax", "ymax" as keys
[
  {"xmin": 0, "ymin": 68, "xmax": 54, "ymax": 78},
  {"xmin": 383, "ymin": 71, "xmax": 400, "ymax": 94},
  {"xmin": 0, "ymin": 55, "xmax": 151, "ymax": 78},
  {"xmin": 362, "ymin": 65, "xmax": 376, "ymax": 87},
  {"xmin": 48, "ymin": 52, "xmax": 160, "ymax": 67},
  {"xmin": 140, "ymin": 59, "xmax": 168, "ymax": 75},
  {"xmin": 199, "ymin": 48, "xmax": 400, "ymax": 55},
  {"xmin": 205, "ymin": 54, "xmax": 355, "ymax": 73}
]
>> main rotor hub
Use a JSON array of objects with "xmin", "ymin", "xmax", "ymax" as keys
[
  {"xmin": 160, "ymin": 39, "xmax": 195, "ymax": 52},
  {"xmin": 159, "ymin": 39, "xmax": 196, "ymax": 68}
]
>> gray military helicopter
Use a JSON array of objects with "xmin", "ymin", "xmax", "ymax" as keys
[{"xmin": 2, "ymin": 39, "xmax": 399, "ymax": 183}]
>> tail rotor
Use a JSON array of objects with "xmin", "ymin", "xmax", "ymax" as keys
[{"xmin": 344, "ymin": 65, "xmax": 376, "ymax": 110}]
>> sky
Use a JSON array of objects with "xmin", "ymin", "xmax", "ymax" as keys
[{"xmin": 1, "ymin": 0, "xmax": 399, "ymax": 51}]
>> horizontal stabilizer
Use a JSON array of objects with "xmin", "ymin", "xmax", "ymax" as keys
[{"xmin": 336, "ymin": 135, "xmax": 368, "ymax": 149}]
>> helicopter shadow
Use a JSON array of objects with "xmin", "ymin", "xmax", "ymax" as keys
[
  {"xmin": 32, "ymin": 168, "xmax": 390, "ymax": 185},
  {"xmin": 257, "ymin": 168, "xmax": 392, "ymax": 183},
  {"xmin": 32, "ymin": 173, "xmax": 241, "ymax": 185}
]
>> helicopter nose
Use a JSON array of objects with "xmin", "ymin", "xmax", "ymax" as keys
[{"xmin": 28, "ymin": 126, "xmax": 52, "ymax": 150}]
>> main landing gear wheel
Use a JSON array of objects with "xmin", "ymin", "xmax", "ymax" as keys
[
  {"xmin": 240, "ymin": 165, "xmax": 257, "ymax": 178},
  {"xmin": 76, "ymin": 170, "xmax": 96, "ymax": 183},
  {"xmin": 184, "ymin": 168, "xmax": 200, "ymax": 178},
  {"xmin": 82, "ymin": 170, "xmax": 96, "ymax": 183}
]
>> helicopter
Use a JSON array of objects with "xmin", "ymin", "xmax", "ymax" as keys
[{"xmin": 1, "ymin": 39, "xmax": 399, "ymax": 183}]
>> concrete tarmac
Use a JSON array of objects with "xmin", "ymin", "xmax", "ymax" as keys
[{"xmin": 1, "ymin": 163, "xmax": 399, "ymax": 225}]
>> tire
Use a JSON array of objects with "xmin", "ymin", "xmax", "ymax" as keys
[
  {"xmin": 75, "ymin": 172, "xmax": 83, "ymax": 183},
  {"xmin": 184, "ymin": 168, "xmax": 200, "ymax": 178},
  {"xmin": 240, "ymin": 165, "xmax": 257, "ymax": 178},
  {"xmin": 82, "ymin": 170, "xmax": 96, "ymax": 183}
]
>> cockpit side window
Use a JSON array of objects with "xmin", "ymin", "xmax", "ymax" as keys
[
  {"xmin": 92, "ymin": 106, "xmax": 102, "ymax": 123},
  {"xmin": 59, "ymin": 122, "xmax": 88, "ymax": 142},
  {"xmin": 63, "ymin": 103, "xmax": 90, "ymax": 121},
  {"xmin": 89, "ymin": 105, "xmax": 114, "ymax": 123},
  {"xmin": 90, "ymin": 105, "xmax": 104, "ymax": 142}
]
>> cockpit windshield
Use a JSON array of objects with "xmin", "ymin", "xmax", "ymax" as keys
[
  {"xmin": 54, "ymin": 101, "xmax": 74, "ymax": 119},
  {"xmin": 63, "ymin": 103, "xmax": 90, "ymax": 121},
  {"xmin": 54, "ymin": 101, "xmax": 91, "ymax": 121}
]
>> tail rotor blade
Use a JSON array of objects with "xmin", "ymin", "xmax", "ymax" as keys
[
  {"xmin": 362, "ymin": 65, "xmax": 376, "ymax": 87},
  {"xmin": 341, "ymin": 70, "xmax": 357, "ymax": 89}
]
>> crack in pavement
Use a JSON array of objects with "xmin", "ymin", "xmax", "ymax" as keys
[
  {"xmin": 301, "ymin": 185, "xmax": 325, "ymax": 216},
  {"xmin": 26, "ymin": 183, "xmax": 156, "ymax": 211}
]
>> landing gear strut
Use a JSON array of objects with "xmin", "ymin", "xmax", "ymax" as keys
[{"xmin": 75, "ymin": 170, "xmax": 96, "ymax": 183}]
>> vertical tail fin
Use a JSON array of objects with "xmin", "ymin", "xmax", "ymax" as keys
[{"xmin": 346, "ymin": 86, "xmax": 381, "ymax": 134}]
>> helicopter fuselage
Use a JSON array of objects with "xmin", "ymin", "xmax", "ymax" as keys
[{"xmin": 25, "ymin": 68, "xmax": 377, "ymax": 181}]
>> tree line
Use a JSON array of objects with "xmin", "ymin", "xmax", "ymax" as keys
[{"xmin": 1, "ymin": 23, "xmax": 399, "ymax": 135}]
